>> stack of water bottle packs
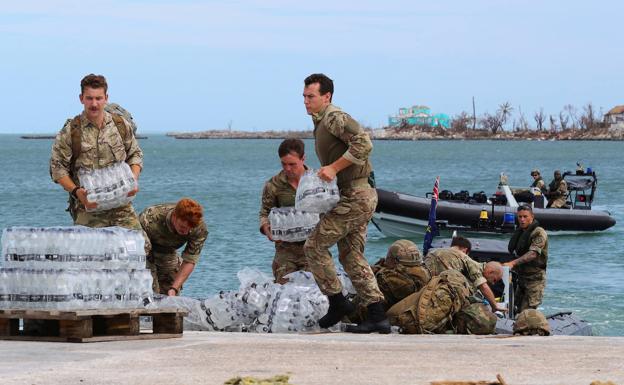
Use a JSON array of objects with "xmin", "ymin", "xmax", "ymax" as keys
[
  {"xmin": 158, "ymin": 267, "xmax": 357, "ymax": 333},
  {"xmin": 0, "ymin": 226, "xmax": 153, "ymax": 310},
  {"xmin": 268, "ymin": 207, "xmax": 319, "ymax": 242},
  {"xmin": 78, "ymin": 161, "xmax": 137, "ymax": 212},
  {"xmin": 295, "ymin": 170, "xmax": 340, "ymax": 213}
]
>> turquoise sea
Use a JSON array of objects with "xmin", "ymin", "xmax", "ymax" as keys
[{"xmin": 0, "ymin": 135, "xmax": 622, "ymax": 335}]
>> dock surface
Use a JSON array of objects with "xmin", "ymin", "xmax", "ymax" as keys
[{"xmin": 1, "ymin": 331, "xmax": 622, "ymax": 384}]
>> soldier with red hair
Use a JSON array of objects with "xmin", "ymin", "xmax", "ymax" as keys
[{"xmin": 139, "ymin": 198, "xmax": 208, "ymax": 295}]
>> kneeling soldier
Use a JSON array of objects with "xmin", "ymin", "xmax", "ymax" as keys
[{"xmin": 139, "ymin": 198, "xmax": 208, "ymax": 296}]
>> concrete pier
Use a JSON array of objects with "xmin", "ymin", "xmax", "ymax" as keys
[{"xmin": 1, "ymin": 332, "xmax": 622, "ymax": 385}]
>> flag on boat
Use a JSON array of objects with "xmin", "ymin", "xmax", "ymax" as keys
[{"xmin": 422, "ymin": 176, "xmax": 440, "ymax": 255}]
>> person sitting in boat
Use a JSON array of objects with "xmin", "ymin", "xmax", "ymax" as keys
[
  {"xmin": 424, "ymin": 236, "xmax": 506, "ymax": 313},
  {"xmin": 372, "ymin": 240, "xmax": 432, "ymax": 309},
  {"xmin": 546, "ymin": 170, "xmax": 568, "ymax": 208},
  {"xmin": 530, "ymin": 169, "xmax": 547, "ymax": 195}
]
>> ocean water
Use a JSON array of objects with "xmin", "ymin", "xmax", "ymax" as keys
[{"xmin": 0, "ymin": 135, "xmax": 622, "ymax": 335}]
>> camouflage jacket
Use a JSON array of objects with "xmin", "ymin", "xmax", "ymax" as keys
[
  {"xmin": 258, "ymin": 168, "xmax": 307, "ymax": 232},
  {"xmin": 311, "ymin": 104, "xmax": 373, "ymax": 190},
  {"xmin": 375, "ymin": 264, "xmax": 431, "ymax": 306},
  {"xmin": 50, "ymin": 111, "xmax": 143, "ymax": 186},
  {"xmin": 424, "ymin": 248, "xmax": 487, "ymax": 289},
  {"xmin": 139, "ymin": 203, "xmax": 208, "ymax": 264}
]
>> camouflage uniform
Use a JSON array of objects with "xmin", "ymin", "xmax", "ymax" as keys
[
  {"xmin": 49, "ymin": 111, "xmax": 148, "ymax": 250},
  {"xmin": 548, "ymin": 178, "xmax": 568, "ymax": 208},
  {"xmin": 304, "ymin": 104, "xmax": 384, "ymax": 306},
  {"xmin": 375, "ymin": 240, "xmax": 431, "ymax": 307},
  {"xmin": 424, "ymin": 247, "xmax": 487, "ymax": 290},
  {"xmin": 508, "ymin": 221, "xmax": 548, "ymax": 312},
  {"xmin": 139, "ymin": 203, "xmax": 208, "ymax": 294},
  {"xmin": 259, "ymin": 169, "xmax": 308, "ymax": 283}
]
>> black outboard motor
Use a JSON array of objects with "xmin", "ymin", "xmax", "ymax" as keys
[
  {"xmin": 472, "ymin": 191, "xmax": 488, "ymax": 204},
  {"xmin": 439, "ymin": 190, "xmax": 454, "ymax": 201},
  {"xmin": 453, "ymin": 190, "xmax": 470, "ymax": 202}
]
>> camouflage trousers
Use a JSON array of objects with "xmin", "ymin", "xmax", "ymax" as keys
[
  {"xmin": 146, "ymin": 250, "xmax": 181, "ymax": 294},
  {"xmin": 549, "ymin": 196, "xmax": 567, "ymax": 208},
  {"xmin": 303, "ymin": 187, "xmax": 384, "ymax": 307},
  {"xmin": 514, "ymin": 270, "xmax": 546, "ymax": 313},
  {"xmin": 74, "ymin": 203, "xmax": 152, "ymax": 256},
  {"xmin": 273, "ymin": 241, "xmax": 308, "ymax": 284}
]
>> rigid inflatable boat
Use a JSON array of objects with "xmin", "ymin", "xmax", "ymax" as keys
[{"xmin": 372, "ymin": 171, "xmax": 616, "ymax": 237}]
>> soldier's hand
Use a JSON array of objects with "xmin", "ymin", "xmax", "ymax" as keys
[
  {"xmin": 261, "ymin": 224, "xmax": 274, "ymax": 242},
  {"xmin": 493, "ymin": 304, "xmax": 508, "ymax": 313},
  {"xmin": 502, "ymin": 261, "xmax": 514, "ymax": 268},
  {"xmin": 76, "ymin": 188, "xmax": 98, "ymax": 210},
  {"xmin": 127, "ymin": 183, "xmax": 139, "ymax": 197},
  {"xmin": 317, "ymin": 165, "xmax": 337, "ymax": 182}
]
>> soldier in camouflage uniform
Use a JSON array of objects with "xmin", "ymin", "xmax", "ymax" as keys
[
  {"xmin": 259, "ymin": 139, "xmax": 310, "ymax": 284},
  {"xmin": 374, "ymin": 239, "xmax": 431, "ymax": 308},
  {"xmin": 546, "ymin": 170, "xmax": 568, "ymax": 208},
  {"xmin": 139, "ymin": 198, "xmax": 208, "ymax": 295},
  {"xmin": 424, "ymin": 236, "xmax": 506, "ymax": 313},
  {"xmin": 530, "ymin": 169, "xmax": 547, "ymax": 194},
  {"xmin": 302, "ymin": 73, "xmax": 389, "ymax": 334},
  {"xmin": 49, "ymin": 74, "xmax": 148, "ymax": 251},
  {"xmin": 505, "ymin": 204, "xmax": 548, "ymax": 312}
]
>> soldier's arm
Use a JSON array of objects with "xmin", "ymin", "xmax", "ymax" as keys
[
  {"xmin": 170, "ymin": 224, "xmax": 208, "ymax": 295},
  {"xmin": 478, "ymin": 282, "xmax": 506, "ymax": 312},
  {"xmin": 50, "ymin": 122, "xmax": 98, "ymax": 209},
  {"xmin": 180, "ymin": 223, "xmax": 208, "ymax": 264},
  {"xmin": 259, "ymin": 181, "xmax": 277, "ymax": 239},
  {"xmin": 121, "ymin": 117, "xmax": 144, "ymax": 175},
  {"xmin": 505, "ymin": 230, "xmax": 546, "ymax": 268},
  {"xmin": 49, "ymin": 122, "xmax": 73, "ymax": 183},
  {"xmin": 168, "ymin": 261, "xmax": 195, "ymax": 296}
]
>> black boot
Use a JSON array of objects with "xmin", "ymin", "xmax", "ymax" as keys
[
  {"xmin": 319, "ymin": 293, "xmax": 355, "ymax": 329},
  {"xmin": 345, "ymin": 301, "xmax": 391, "ymax": 334}
]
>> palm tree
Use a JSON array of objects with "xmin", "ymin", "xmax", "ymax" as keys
[{"xmin": 496, "ymin": 102, "xmax": 513, "ymax": 131}]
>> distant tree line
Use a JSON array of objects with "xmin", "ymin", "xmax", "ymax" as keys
[{"xmin": 450, "ymin": 102, "xmax": 606, "ymax": 134}]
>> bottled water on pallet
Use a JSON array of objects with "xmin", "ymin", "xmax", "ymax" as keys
[
  {"xmin": 1, "ymin": 226, "xmax": 145, "ymax": 269},
  {"xmin": 295, "ymin": 170, "xmax": 340, "ymax": 213},
  {"xmin": 268, "ymin": 207, "xmax": 319, "ymax": 242},
  {"xmin": 0, "ymin": 226, "xmax": 152, "ymax": 310},
  {"xmin": 78, "ymin": 162, "xmax": 137, "ymax": 212}
]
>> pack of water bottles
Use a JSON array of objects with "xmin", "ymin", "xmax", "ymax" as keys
[
  {"xmin": 155, "ymin": 267, "xmax": 358, "ymax": 333},
  {"xmin": 295, "ymin": 170, "xmax": 340, "ymax": 213},
  {"xmin": 268, "ymin": 207, "xmax": 319, "ymax": 242},
  {"xmin": 78, "ymin": 162, "xmax": 137, "ymax": 212},
  {"xmin": 0, "ymin": 226, "xmax": 153, "ymax": 310}
]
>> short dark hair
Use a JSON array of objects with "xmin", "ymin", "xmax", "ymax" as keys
[
  {"xmin": 278, "ymin": 138, "xmax": 305, "ymax": 158},
  {"xmin": 304, "ymin": 73, "xmax": 334, "ymax": 100},
  {"xmin": 451, "ymin": 236, "xmax": 472, "ymax": 253},
  {"xmin": 517, "ymin": 204, "xmax": 533, "ymax": 213},
  {"xmin": 81, "ymin": 74, "xmax": 108, "ymax": 94}
]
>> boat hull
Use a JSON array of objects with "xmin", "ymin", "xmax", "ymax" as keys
[{"xmin": 373, "ymin": 188, "xmax": 616, "ymax": 237}]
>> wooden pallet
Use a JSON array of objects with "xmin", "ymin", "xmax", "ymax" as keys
[{"xmin": 0, "ymin": 307, "xmax": 188, "ymax": 343}]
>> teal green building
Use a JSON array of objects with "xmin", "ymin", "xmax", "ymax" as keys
[{"xmin": 388, "ymin": 105, "xmax": 450, "ymax": 129}]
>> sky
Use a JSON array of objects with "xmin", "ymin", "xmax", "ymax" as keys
[{"xmin": 0, "ymin": 0, "xmax": 622, "ymax": 134}]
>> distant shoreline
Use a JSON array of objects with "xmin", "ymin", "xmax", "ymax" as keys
[{"xmin": 165, "ymin": 127, "xmax": 624, "ymax": 141}]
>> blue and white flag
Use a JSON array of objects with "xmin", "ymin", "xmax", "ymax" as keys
[{"xmin": 422, "ymin": 176, "xmax": 440, "ymax": 255}]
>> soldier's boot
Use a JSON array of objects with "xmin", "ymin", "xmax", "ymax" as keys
[
  {"xmin": 318, "ymin": 293, "xmax": 355, "ymax": 329},
  {"xmin": 345, "ymin": 301, "xmax": 391, "ymax": 334}
]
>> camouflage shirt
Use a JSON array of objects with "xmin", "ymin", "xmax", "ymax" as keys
[
  {"xmin": 424, "ymin": 248, "xmax": 487, "ymax": 288},
  {"xmin": 258, "ymin": 168, "xmax": 307, "ymax": 232},
  {"xmin": 311, "ymin": 104, "xmax": 373, "ymax": 189},
  {"xmin": 49, "ymin": 111, "xmax": 143, "ymax": 185},
  {"xmin": 139, "ymin": 203, "xmax": 208, "ymax": 264}
]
